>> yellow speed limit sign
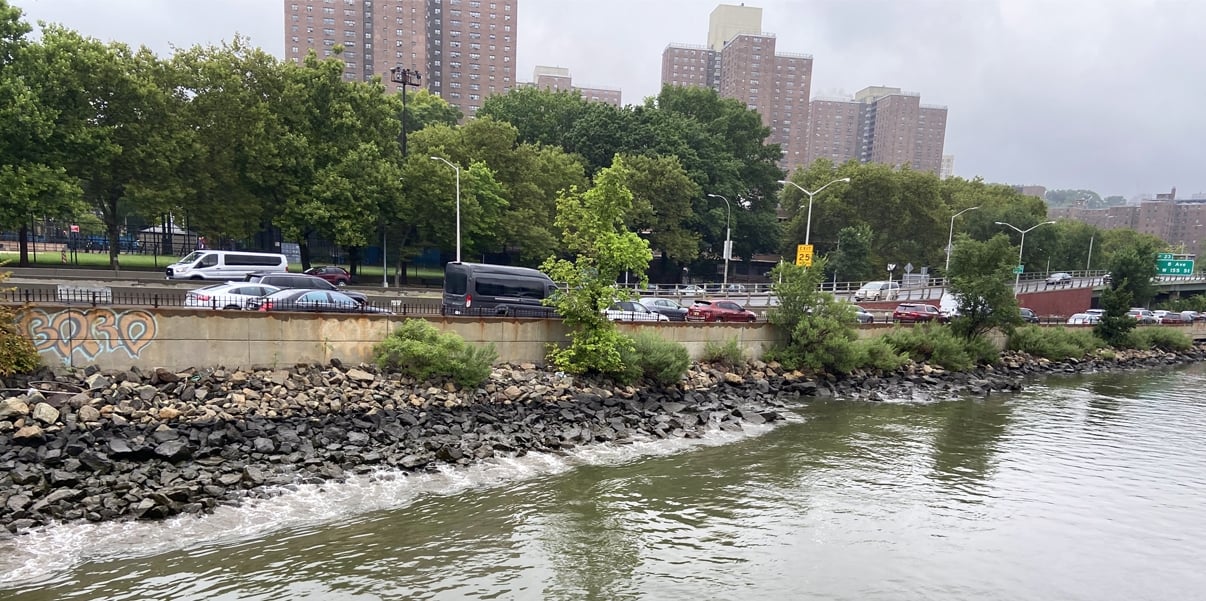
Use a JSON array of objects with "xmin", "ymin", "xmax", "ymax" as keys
[{"xmin": 795, "ymin": 244, "xmax": 814, "ymax": 267}]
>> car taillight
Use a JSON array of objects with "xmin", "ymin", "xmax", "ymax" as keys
[
  {"xmin": 195, "ymin": 294, "xmax": 210, "ymax": 302},
  {"xmin": 260, "ymin": 301, "xmax": 272, "ymax": 311},
  {"xmin": 464, "ymin": 294, "xmax": 472, "ymax": 308}
]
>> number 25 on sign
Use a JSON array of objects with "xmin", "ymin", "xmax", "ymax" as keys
[{"xmin": 795, "ymin": 244, "xmax": 814, "ymax": 267}]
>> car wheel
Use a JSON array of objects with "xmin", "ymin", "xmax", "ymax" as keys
[
  {"xmin": 223, "ymin": 304, "xmax": 240, "ymax": 311},
  {"xmin": 747, "ymin": 315, "xmax": 756, "ymax": 323},
  {"xmin": 337, "ymin": 280, "xmax": 346, "ymax": 287}
]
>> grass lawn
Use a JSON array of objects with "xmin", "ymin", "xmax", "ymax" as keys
[{"xmin": 1, "ymin": 250, "xmax": 444, "ymax": 281}]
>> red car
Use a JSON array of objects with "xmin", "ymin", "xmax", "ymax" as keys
[
  {"xmin": 304, "ymin": 265, "xmax": 351, "ymax": 286},
  {"xmin": 892, "ymin": 303, "xmax": 948, "ymax": 323},
  {"xmin": 686, "ymin": 300, "xmax": 757, "ymax": 323}
]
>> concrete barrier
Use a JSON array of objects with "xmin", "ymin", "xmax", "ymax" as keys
[{"xmin": 12, "ymin": 305, "xmax": 783, "ymax": 371}]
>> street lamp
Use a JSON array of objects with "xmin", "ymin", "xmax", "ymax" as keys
[
  {"xmin": 995, "ymin": 220, "xmax": 1056, "ymax": 293},
  {"xmin": 430, "ymin": 156, "xmax": 461, "ymax": 263},
  {"xmin": 945, "ymin": 206, "xmax": 981, "ymax": 273},
  {"xmin": 707, "ymin": 193, "xmax": 733, "ymax": 292},
  {"xmin": 778, "ymin": 177, "xmax": 851, "ymax": 245}
]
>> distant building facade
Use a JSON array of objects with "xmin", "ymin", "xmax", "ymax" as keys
[
  {"xmin": 662, "ymin": 4, "xmax": 813, "ymax": 171},
  {"xmin": 940, "ymin": 154, "xmax": 955, "ymax": 179},
  {"xmin": 1012, "ymin": 185, "xmax": 1047, "ymax": 199},
  {"xmin": 1050, "ymin": 195, "xmax": 1206, "ymax": 259},
  {"xmin": 525, "ymin": 65, "xmax": 622, "ymax": 106},
  {"xmin": 284, "ymin": 0, "xmax": 518, "ymax": 119},
  {"xmin": 804, "ymin": 86, "xmax": 948, "ymax": 175}
]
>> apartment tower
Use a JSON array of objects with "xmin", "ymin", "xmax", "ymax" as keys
[
  {"xmin": 284, "ymin": 0, "xmax": 518, "ymax": 119},
  {"xmin": 804, "ymin": 86, "xmax": 947, "ymax": 175},
  {"xmin": 530, "ymin": 66, "xmax": 622, "ymax": 107},
  {"xmin": 662, "ymin": 4, "xmax": 813, "ymax": 170}
]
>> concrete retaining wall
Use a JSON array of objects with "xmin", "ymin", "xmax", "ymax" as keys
[{"xmin": 13, "ymin": 306, "xmax": 783, "ymax": 371}]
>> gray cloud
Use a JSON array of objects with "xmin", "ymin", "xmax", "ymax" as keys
[{"xmin": 13, "ymin": 0, "xmax": 1205, "ymax": 198}]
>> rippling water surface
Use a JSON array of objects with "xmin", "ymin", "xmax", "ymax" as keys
[{"xmin": 4, "ymin": 365, "xmax": 1206, "ymax": 600}]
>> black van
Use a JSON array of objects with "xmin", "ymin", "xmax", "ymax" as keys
[{"xmin": 442, "ymin": 262, "xmax": 558, "ymax": 317}]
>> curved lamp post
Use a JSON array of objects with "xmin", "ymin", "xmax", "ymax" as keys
[
  {"xmin": 995, "ymin": 220, "xmax": 1056, "ymax": 294},
  {"xmin": 778, "ymin": 177, "xmax": 851, "ymax": 246},
  {"xmin": 945, "ymin": 206, "xmax": 981, "ymax": 273},
  {"xmin": 430, "ymin": 156, "xmax": 461, "ymax": 263},
  {"xmin": 707, "ymin": 193, "xmax": 733, "ymax": 292}
]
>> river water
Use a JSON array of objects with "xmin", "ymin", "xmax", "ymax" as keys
[{"xmin": 4, "ymin": 365, "xmax": 1206, "ymax": 600}]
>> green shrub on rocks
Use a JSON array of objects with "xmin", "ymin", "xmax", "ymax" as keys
[
  {"xmin": 701, "ymin": 338, "xmax": 745, "ymax": 368},
  {"xmin": 618, "ymin": 331, "xmax": 689, "ymax": 386},
  {"xmin": 373, "ymin": 319, "xmax": 497, "ymax": 387},
  {"xmin": 0, "ymin": 270, "xmax": 40, "ymax": 377},
  {"xmin": 1008, "ymin": 325, "xmax": 1107, "ymax": 361},
  {"xmin": 880, "ymin": 323, "xmax": 996, "ymax": 372},
  {"xmin": 1126, "ymin": 327, "xmax": 1192, "ymax": 352},
  {"xmin": 856, "ymin": 337, "xmax": 909, "ymax": 372}
]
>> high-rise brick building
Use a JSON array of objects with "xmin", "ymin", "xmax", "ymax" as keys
[
  {"xmin": 526, "ymin": 66, "xmax": 622, "ymax": 107},
  {"xmin": 284, "ymin": 0, "xmax": 517, "ymax": 119},
  {"xmin": 661, "ymin": 4, "xmax": 813, "ymax": 170},
  {"xmin": 804, "ymin": 86, "xmax": 948, "ymax": 175}
]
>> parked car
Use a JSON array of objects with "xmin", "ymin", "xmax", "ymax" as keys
[
  {"xmin": 1181, "ymin": 310, "xmax": 1202, "ymax": 323},
  {"xmin": 639, "ymin": 297, "xmax": 688, "ymax": 321},
  {"xmin": 183, "ymin": 282, "xmax": 281, "ymax": 311},
  {"xmin": 1152, "ymin": 310, "xmax": 1186, "ymax": 324},
  {"xmin": 248, "ymin": 289, "xmax": 390, "ymax": 314},
  {"xmin": 852, "ymin": 304, "xmax": 875, "ymax": 324},
  {"xmin": 1102, "ymin": 273, "xmax": 1113, "ymax": 286},
  {"xmin": 304, "ymin": 265, "xmax": 351, "ymax": 286},
  {"xmin": 1126, "ymin": 308, "xmax": 1158, "ymax": 324},
  {"xmin": 677, "ymin": 284, "xmax": 708, "ymax": 297},
  {"xmin": 686, "ymin": 300, "xmax": 757, "ymax": 323},
  {"xmin": 853, "ymin": 280, "xmax": 901, "ymax": 302},
  {"xmin": 724, "ymin": 283, "xmax": 748, "ymax": 293},
  {"xmin": 604, "ymin": 301, "xmax": 669, "ymax": 322},
  {"xmin": 1019, "ymin": 307, "xmax": 1040, "ymax": 324},
  {"xmin": 1046, "ymin": 272, "xmax": 1073, "ymax": 286},
  {"xmin": 1067, "ymin": 313, "xmax": 1100, "ymax": 325},
  {"xmin": 892, "ymin": 303, "xmax": 948, "ymax": 323},
  {"xmin": 246, "ymin": 272, "xmax": 368, "ymax": 305},
  {"xmin": 442, "ymin": 262, "xmax": 557, "ymax": 318}
]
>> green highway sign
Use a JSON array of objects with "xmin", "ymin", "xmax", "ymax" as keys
[
  {"xmin": 1156, "ymin": 258, "xmax": 1195, "ymax": 275},
  {"xmin": 1013, "ymin": 265, "xmax": 1024, "ymax": 274},
  {"xmin": 1157, "ymin": 253, "xmax": 1174, "ymax": 260}
]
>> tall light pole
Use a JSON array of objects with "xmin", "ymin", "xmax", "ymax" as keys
[
  {"xmin": 996, "ymin": 220, "xmax": 1056, "ymax": 294},
  {"xmin": 946, "ymin": 206, "xmax": 981, "ymax": 273},
  {"xmin": 778, "ymin": 177, "xmax": 851, "ymax": 245},
  {"xmin": 707, "ymin": 193, "xmax": 733, "ymax": 292},
  {"xmin": 430, "ymin": 156, "xmax": 461, "ymax": 263}
]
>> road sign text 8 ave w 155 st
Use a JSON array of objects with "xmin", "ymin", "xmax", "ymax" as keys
[{"xmin": 1156, "ymin": 258, "xmax": 1195, "ymax": 275}]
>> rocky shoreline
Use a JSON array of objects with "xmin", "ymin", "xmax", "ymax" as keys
[{"xmin": 2, "ymin": 345, "xmax": 1204, "ymax": 535}]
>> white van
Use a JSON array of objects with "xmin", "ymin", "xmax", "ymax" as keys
[
  {"xmin": 166, "ymin": 250, "xmax": 290, "ymax": 280},
  {"xmin": 853, "ymin": 280, "xmax": 901, "ymax": 301}
]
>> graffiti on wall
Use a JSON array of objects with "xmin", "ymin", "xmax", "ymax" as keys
[{"xmin": 19, "ymin": 308, "xmax": 159, "ymax": 365}]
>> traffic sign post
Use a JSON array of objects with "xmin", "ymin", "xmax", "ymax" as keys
[
  {"xmin": 1013, "ymin": 265, "xmax": 1024, "ymax": 274},
  {"xmin": 795, "ymin": 244, "xmax": 814, "ymax": 267}
]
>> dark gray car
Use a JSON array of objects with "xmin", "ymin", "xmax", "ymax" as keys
[
  {"xmin": 245, "ymin": 272, "xmax": 368, "ymax": 305},
  {"xmin": 639, "ymin": 297, "xmax": 688, "ymax": 321}
]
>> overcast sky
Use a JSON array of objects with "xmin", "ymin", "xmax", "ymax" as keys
[{"xmin": 14, "ymin": 0, "xmax": 1206, "ymax": 199}]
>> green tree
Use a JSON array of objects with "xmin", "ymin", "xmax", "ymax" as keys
[
  {"xmin": 1102, "ymin": 240, "xmax": 1159, "ymax": 309},
  {"xmin": 0, "ymin": 4, "xmax": 83, "ymax": 264},
  {"xmin": 43, "ymin": 27, "xmax": 185, "ymax": 269},
  {"xmin": 765, "ymin": 258, "xmax": 863, "ymax": 373},
  {"xmin": 618, "ymin": 153, "xmax": 701, "ymax": 266},
  {"xmin": 540, "ymin": 156, "xmax": 652, "ymax": 376},
  {"xmin": 825, "ymin": 224, "xmax": 874, "ymax": 284},
  {"xmin": 267, "ymin": 53, "xmax": 404, "ymax": 271},
  {"xmin": 947, "ymin": 234, "xmax": 1020, "ymax": 341},
  {"xmin": 168, "ymin": 38, "xmax": 288, "ymax": 245}
]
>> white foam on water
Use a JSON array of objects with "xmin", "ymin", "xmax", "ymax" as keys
[{"xmin": 0, "ymin": 417, "xmax": 783, "ymax": 588}]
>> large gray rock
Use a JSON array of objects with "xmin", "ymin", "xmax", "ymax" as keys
[
  {"xmin": 32, "ymin": 402, "xmax": 61, "ymax": 425},
  {"xmin": 0, "ymin": 398, "xmax": 29, "ymax": 419}
]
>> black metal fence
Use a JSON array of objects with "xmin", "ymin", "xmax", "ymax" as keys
[{"xmin": 0, "ymin": 287, "xmax": 566, "ymax": 319}]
